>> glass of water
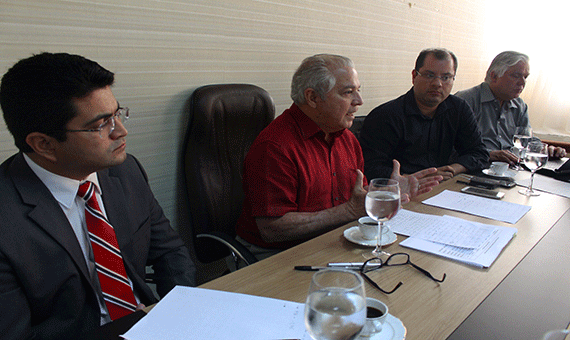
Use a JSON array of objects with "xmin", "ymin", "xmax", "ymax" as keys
[
  {"xmin": 304, "ymin": 269, "xmax": 366, "ymax": 340},
  {"xmin": 365, "ymin": 178, "xmax": 400, "ymax": 258},
  {"xmin": 512, "ymin": 126, "xmax": 533, "ymax": 170},
  {"xmin": 519, "ymin": 141, "xmax": 548, "ymax": 196}
]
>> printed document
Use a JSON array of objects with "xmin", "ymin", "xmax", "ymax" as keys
[
  {"xmin": 122, "ymin": 286, "xmax": 311, "ymax": 340},
  {"xmin": 422, "ymin": 190, "xmax": 531, "ymax": 224}
]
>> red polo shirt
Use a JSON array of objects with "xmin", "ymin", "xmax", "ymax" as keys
[{"xmin": 236, "ymin": 103, "xmax": 366, "ymax": 249}]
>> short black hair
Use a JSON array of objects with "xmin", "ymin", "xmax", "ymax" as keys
[
  {"xmin": 415, "ymin": 48, "xmax": 458, "ymax": 73},
  {"xmin": 0, "ymin": 52, "xmax": 115, "ymax": 152}
]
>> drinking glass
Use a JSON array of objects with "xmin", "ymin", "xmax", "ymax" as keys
[
  {"xmin": 512, "ymin": 126, "xmax": 533, "ymax": 170},
  {"xmin": 542, "ymin": 329, "xmax": 570, "ymax": 340},
  {"xmin": 519, "ymin": 141, "xmax": 548, "ymax": 196},
  {"xmin": 365, "ymin": 178, "xmax": 400, "ymax": 258},
  {"xmin": 304, "ymin": 268, "xmax": 366, "ymax": 340}
]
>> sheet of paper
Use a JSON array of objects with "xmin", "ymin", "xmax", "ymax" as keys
[
  {"xmin": 400, "ymin": 221, "xmax": 517, "ymax": 268},
  {"xmin": 542, "ymin": 157, "xmax": 568, "ymax": 171},
  {"xmin": 121, "ymin": 286, "xmax": 312, "ymax": 340},
  {"xmin": 422, "ymin": 190, "xmax": 531, "ymax": 224},
  {"xmin": 388, "ymin": 209, "xmax": 495, "ymax": 249},
  {"xmin": 387, "ymin": 209, "xmax": 441, "ymax": 236},
  {"xmin": 516, "ymin": 173, "xmax": 570, "ymax": 199}
]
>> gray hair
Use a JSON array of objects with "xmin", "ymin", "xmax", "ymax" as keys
[
  {"xmin": 290, "ymin": 54, "xmax": 354, "ymax": 105},
  {"xmin": 485, "ymin": 51, "xmax": 529, "ymax": 83}
]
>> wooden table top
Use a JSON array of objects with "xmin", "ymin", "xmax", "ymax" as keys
[{"xmin": 200, "ymin": 176, "xmax": 570, "ymax": 339}]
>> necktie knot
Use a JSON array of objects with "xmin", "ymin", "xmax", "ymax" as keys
[{"xmin": 78, "ymin": 181, "xmax": 94, "ymax": 201}]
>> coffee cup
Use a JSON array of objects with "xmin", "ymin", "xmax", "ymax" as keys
[
  {"xmin": 490, "ymin": 161, "xmax": 509, "ymax": 176},
  {"xmin": 358, "ymin": 217, "xmax": 378, "ymax": 240},
  {"xmin": 359, "ymin": 297, "xmax": 389, "ymax": 337}
]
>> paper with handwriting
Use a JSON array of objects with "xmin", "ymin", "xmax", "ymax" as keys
[
  {"xmin": 388, "ymin": 209, "xmax": 516, "ymax": 267},
  {"xmin": 389, "ymin": 209, "xmax": 495, "ymax": 249},
  {"xmin": 399, "ymin": 219, "xmax": 517, "ymax": 268}
]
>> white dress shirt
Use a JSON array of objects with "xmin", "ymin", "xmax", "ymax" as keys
[{"xmin": 23, "ymin": 154, "xmax": 138, "ymax": 325}]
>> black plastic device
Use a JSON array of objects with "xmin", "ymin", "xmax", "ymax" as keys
[{"xmin": 460, "ymin": 186, "xmax": 505, "ymax": 199}]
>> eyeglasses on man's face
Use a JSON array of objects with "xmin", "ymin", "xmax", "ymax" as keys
[
  {"xmin": 359, "ymin": 253, "xmax": 446, "ymax": 294},
  {"xmin": 66, "ymin": 107, "xmax": 129, "ymax": 138},
  {"xmin": 415, "ymin": 70, "xmax": 455, "ymax": 84}
]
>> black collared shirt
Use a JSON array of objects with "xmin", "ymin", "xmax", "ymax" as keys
[{"xmin": 360, "ymin": 88, "xmax": 489, "ymax": 179}]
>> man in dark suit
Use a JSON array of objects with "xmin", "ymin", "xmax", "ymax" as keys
[{"xmin": 0, "ymin": 52, "xmax": 196, "ymax": 339}]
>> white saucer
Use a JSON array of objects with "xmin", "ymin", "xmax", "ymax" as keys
[
  {"xmin": 359, "ymin": 313, "xmax": 406, "ymax": 340},
  {"xmin": 343, "ymin": 226, "xmax": 397, "ymax": 247},
  {"xmin": 482, "ymin": 168, "xmax": 517, "ymax": 179}
]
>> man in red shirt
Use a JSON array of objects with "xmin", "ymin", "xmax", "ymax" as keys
[{"xmin": 236, "ymin": 54, "xmax": 441, "ymax": 257}]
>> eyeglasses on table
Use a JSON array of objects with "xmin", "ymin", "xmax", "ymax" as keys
[{"xmin": 359, "ymin": 252, "xmax": 447, "ymax": 294}]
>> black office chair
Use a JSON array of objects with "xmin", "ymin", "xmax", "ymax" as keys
[
  {"xmin": 349, "ymin": 115, "xmax": 366, "ymax": 140},
  {"xmin": 181, "ymin": 84, "xmax": 275, "ymax": 271}
]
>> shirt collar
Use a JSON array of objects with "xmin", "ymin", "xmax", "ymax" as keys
[
  {"xmin": 481, "ymin": 82, "xmax": 517, "ymax": 109},
  {"xmin": 23, "ymin": 153, "xmax": 101, "ymax": 209},
  {"xmin": 288, "ymin": 103, "xmax": 345, "ymax": 141}
]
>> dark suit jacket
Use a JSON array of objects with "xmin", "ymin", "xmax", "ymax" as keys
[{"xmin": 0, "ymin": 153, "xmax": 196, "ymax": 340}]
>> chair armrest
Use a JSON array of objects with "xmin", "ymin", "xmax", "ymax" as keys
[{"xmin": 197, "ymin": 232, "xmax": 258, "ymax": 266}]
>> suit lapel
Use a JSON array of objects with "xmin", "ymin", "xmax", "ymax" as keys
[
  {"xmin": 9, "ymin": 154, "xmax": 92, "ymax": 284},
  {"xmin": 98, "ymin": 167, "xmax": 156, "ymax": 302},
  {"xmin": 97, "ymin": 169, "xmax": 132, "ymax": 252}
]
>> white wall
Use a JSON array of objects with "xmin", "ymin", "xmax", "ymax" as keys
[{"xmin": 0, "ymin": 0, "xmax": 493, "ymax": 229}]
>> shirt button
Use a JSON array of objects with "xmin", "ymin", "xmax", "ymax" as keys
[
  {"xmin": 334, "ymin": 197, "xmax": 339, "ymax": 201},
  {"xmin": 332, "ymin": 172, "xmax": 336, "ymax": 176}
]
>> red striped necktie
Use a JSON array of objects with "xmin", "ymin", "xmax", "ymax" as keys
[{"xmin": 78, "ymin": 181, "xmax": 137, "ymax": 320}]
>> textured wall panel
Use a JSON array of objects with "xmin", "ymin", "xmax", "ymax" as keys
[{"xmin": 0, "ymin": 0, "xmax": 490, "ymax": 226}]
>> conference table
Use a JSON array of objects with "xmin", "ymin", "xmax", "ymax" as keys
[{"xmin": 198, "ymin": 172, "xmax": 570, "ymax": 339}]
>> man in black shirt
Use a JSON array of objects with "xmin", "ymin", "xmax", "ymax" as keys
[{"xmin": 360, "ymin": 48, "xmax": 488, "ymax": 181}]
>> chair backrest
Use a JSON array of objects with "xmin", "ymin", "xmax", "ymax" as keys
[
  {"xmin": 181, "ymin": 84, "xmax": 275, "ymax": 264},
  {"xmin": 349, "ymin": 115, "xmax": 366, "ymax": 140}
]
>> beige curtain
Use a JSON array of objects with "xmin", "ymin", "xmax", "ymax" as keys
[
  {"xmin": 523, "ymin": 68, "xmax": 570, "ymax": 140},
  {"xmin": 484, "ymin": 0, "xmax": 570, "ymax": 141}
]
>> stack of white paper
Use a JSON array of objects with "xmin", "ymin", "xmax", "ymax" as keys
[{"xmin": 388, "ymin": 209, "xmax": 517, "ymax": 268}]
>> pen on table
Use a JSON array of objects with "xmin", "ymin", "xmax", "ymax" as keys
[
  {"xmin": 294, "ymin": 262, "xmax": 382, "ymax": 271},
  {"xmin": 294, "ymin": 266, "xmax": 329, "ymax": 271},
  {"xmin": 328, "ymin": 262, "xmax": 382, "ymax": 267},
  {"xmin": 456, "ymin": 180, "xmax": 470, "ymax": 185}
]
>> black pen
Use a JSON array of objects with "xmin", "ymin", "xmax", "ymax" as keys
[
  {"xmin": 294, "ymin": 266, "xmax": 327, "ymax": 271},
  {"xmin": 294, "ymin": 263, "xmax": 380, "ymax": 271}
]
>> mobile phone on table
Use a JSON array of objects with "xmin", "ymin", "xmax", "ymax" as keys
[{"xmin": 460, "ymin": 186, "xmax": 505, "ymax": 199}]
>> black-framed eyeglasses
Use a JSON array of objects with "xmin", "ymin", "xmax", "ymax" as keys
[
  {"xmin": 415, "ymin": 70, "xmax": 455, "ymax": 84},
  {"xmin": 359, "ymin": 253, "xmax": 446, "ymax": 294},
  {"xmin": 66, "ymin": 107, "xmax": 129, "ymax": 138}
]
